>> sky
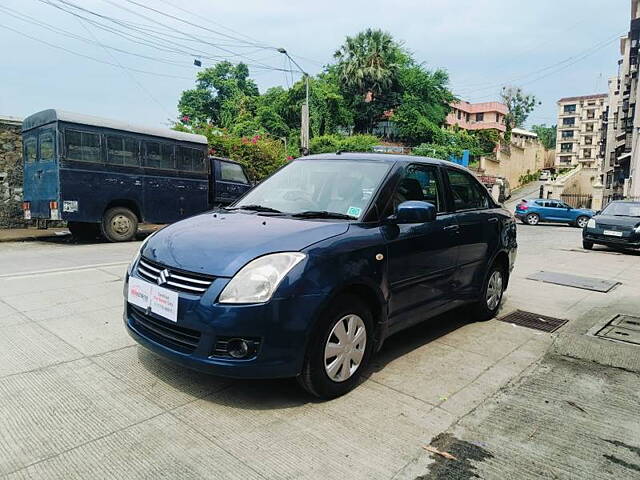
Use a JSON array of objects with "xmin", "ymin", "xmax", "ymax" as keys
[{"xmin": 0, "ymin": 0, "xmax": 631, "ymax": 129}]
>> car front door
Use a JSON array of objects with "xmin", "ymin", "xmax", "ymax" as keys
[
  {"xmin": 213, "ymin": 159, "xmax": 252, "ymax": 205},
  {"xmin": 543, "ymin": 200, "xmax": 565, "ymax": 221},
  {"xmin": 445, "ymin": 168, "xmax": 502, "ymax": 300},
  {"xmin": 383, "ymin": 164, "xmax": 459, "ymax": 329}
]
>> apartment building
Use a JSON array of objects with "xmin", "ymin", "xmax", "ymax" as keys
[
  {"xmin": 601, "ymin": 0, "xmax": 640, "ymax": 201},
  {"xmin": 445, "ymin": 101, "xmax": 508, "ymax": 132},
  {"xmin": 555, "ymin": 93, "xmax": 607, "ymax": 169}
]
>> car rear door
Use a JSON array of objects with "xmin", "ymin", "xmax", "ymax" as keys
[
  {"xmin": 384, "ymin": 164, "xmax": 459, "ymax": 328},
  {"xmin": 444, "ymin": 168, "xmax": 502, "ymax": 299}
]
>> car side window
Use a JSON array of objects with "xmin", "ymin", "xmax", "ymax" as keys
[
  {"xmin": 446, "ymin": 169, "xmax": 490, "ymax": 211},
  {"xmin": 386, "ymin": 164, "xmax": 443, "ymax": 216},
  {"xmin": 546, "ymin": 201, "xmax": 559, "ymax": 208},
  {"xmin": 220, "ymin": 161, "xmax": 249, "ymax": 184}
]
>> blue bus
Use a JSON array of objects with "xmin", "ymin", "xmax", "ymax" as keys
[{"xmin": 22, "ymin": 109, "xmax": 251, "ymax": 241}]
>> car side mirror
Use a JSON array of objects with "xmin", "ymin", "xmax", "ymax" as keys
[
  {"xmin": 595, "ymin": 210, "xmax": 601, "ymax": 215},
  {"xmin": 392, "ymin": 201, "xmax": 437, "ymax": 224}
]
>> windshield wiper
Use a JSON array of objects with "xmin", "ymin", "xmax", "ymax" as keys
[
  {"xmin": 227, "ymin": 204, "xmax": 282, "ymax": 213},
  {"xmin": 291, "ymin": 210, "xmax": 356, "ymax": 220}
]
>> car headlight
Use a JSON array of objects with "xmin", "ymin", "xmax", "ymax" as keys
[
  {"xmin": 635, "ymin": 225, "xmax": 640, "ymax": 234},
  {"xmin": 128, "ymin": 230, "xmax": 158, "ymax": 274},
  {"xmin": 219, "ymin": 252, "xmax": 306, "ymax": 304},
  {"xmin": 587, "ymin": 219, "xmax": 596, "ymax": 229}
]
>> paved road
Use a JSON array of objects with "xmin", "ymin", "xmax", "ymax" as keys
[
  {"xmin": 504, "ymin": 180, "xmax": 544, "ymax": 211},
  {"xmin": 0, "ymin": 222, "xmax": 638, "ymax": 479}
]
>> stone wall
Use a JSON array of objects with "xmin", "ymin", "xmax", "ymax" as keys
[
  {"xmin": 0, "ymin": 117, "xmax": 24, "ymax": 228},
  {"xmin": 478, "ymin": 135, "xmax": 547, "ymax": 188}
]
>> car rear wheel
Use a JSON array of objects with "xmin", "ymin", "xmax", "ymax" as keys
[
  {"xmin": 472, "ymin": 262, "xmax": 506, "ymax": 321},
  {"xmin": 525, "ymin": 213, "xmax": 540, "ymax": 225},
  {"xmin": 101, "ymin": 207, "xmax": 138, "ymax": 242},
  {"xmin": 583, "ymin": 240, "xmax": 594, "ymax": 250},
  {"xmin": 297, "ymin": 294, "xmax": 373, "ymax": 399},
  {"xmin": 575, "ymin": 216, "xmax": 589, "ymax": 228}
]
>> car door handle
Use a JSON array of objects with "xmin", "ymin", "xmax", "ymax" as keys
[
  {"xmin": 444, "ymin": 225, "xmax": 460, "ymax": 232},
  {"xmin": 488, "ymin": 217, "xmax": 498, "ymax": 223}
]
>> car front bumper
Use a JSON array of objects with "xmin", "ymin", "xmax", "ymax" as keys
[
  {"xmin": 124, "ymin": 273, "xmax": 325, "ymax": 379},
  {"xmin": 583, "ymin": 230, "xmax": 640, "ymax": 248}
]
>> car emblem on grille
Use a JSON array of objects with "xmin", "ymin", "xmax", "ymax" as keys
[{"xmin": 157, "ymin": 269, "xmax": 170, "ymax": 286}]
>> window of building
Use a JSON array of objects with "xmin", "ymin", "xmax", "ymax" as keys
[
  {"xmin": 585, "ymin": 136, "xmax": 593, "ymax": 145},
  {"xmin": 220, "ymin": 161, "xmax": 249, "ymax": 183},
  {"xmin": 562, "ymin": 117, "xmax": 575, "ymax": 126},
  {"xmin": 476, "ymin": 113, "xmax": 484, "ymax": 121},
  {"xmin": 586, "ymin": 109, "xmax": 595, "ymax": 119},
  {"xmin": 563, "ymin": 104, "xmax": 576, "ymax": 113},
  {"xmin": 38, "ymin": 130, "xmax": 55, "ymax": 162},
  {"xmin": 583, "ymin": 149, "xmax": 591, "ymax": 158},
  {"xmin": 446, "ymin": 169, "xmax": 490, "ymax": 211},
  {"xmin": 66, "ymin": 129, "xmax": 101, "ymax": 163},
  {"xmin": 586, "ymin": 123, "xmax": 594, "ymax": 132},
  {"xmin": 561, "ymin": 130, "xmax": 574, "ymax": 138},
  {"xmin": 560, "ymin": 142, "xmax": 573, "ymax": 152},
  {"xmin": 606, "ymin": 172, "xmax": 613, "ymax": 188},
  {"xmin": 106, "ymin": 135, "xmax": 138, "ymax": 166},
  {"xmin": 24, "ymin": 136, "xmax": 37, "ymax": 163},
  {"xmin": 457, "ymin": 110, "xmax": 461, "ymax": 120}
]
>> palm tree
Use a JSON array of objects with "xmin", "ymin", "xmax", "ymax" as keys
[{"xmin": 334, "ymin": 29, "xmax": 402, "ymax": 101}]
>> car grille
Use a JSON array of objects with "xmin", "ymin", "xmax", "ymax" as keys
[
  {"xmin": 136, "ymin": 257, "xmax": 215, "ymax": 294},
  {"xmin": 597, "ymin": 224, "xmax": 629, "ymax": 232},
  {"xmin": 129, "ymin": 304, "xmax": 201, "ymax": 353}
]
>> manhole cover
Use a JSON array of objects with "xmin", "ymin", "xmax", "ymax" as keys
[
  {"xmin": 526, "ymin": 271, "xmax": 620, "ymax": 293},
  {"xmin": 498, "ymin": 310, "xmax": 568, "ymax": 332},
  {"xmin": 595, "ymin": 315, "xmax": 640, "ymax": 346}
]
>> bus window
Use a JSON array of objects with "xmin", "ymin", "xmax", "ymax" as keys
[
  {"xmin": 66, "ymin": 129, "xmax": 101, "ymax": 162},
  {"xmin": 39, "ymin": 130, "xmax": 55, "ymax": 162},
  {"xmin": 107, "ymin": 135, "xmax": 139, "ymax": 166},
  {"xmin": 160, "ymin": 144, "xmax": 174, "ymax": 169},
  {"xmin": 24, "ymin": 136, "xmax": 37, "ymax": 163},
  {"xmin": 145, "ymin": 141, "xmax": 161, "ymax": 168},
  {"xmin": 220, "ymin": 161, "xmax": 248, "ymax": 183},
  {"xmin": 177, "ymin": 146, "xmax": 204, "ymax": 171}
]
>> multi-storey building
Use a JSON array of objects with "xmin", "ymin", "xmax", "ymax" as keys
[
  {"xmin": 555, "ymin": 94, "xmax": 607, "ymax": 169},
  {"xmin": 601, "ymin": 0, "xmax": 640, "ymax": 201},
  {"xmin": 445, "ymin": 101, "xmax": 508, "ymax": 132}
]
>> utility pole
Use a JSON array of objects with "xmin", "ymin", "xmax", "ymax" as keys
[{"xmin": 278, "ymin": 48, "xmax": 310, "ymax": 154}]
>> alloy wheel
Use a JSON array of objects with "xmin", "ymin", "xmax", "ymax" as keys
[
  {"xmin": 527, "ymin": 214, "xmax": 539, "ymax": 225},
  {"xmin": 486, "ymin": 270, "xmax": 503, "ymax": 310},
  {"xmin": 577, "ymin": 217, "xmax": 588, "ymax": 228},
  {"xmin": 324, "ymin": 314, "xmax": 367, "ymax": 382}
]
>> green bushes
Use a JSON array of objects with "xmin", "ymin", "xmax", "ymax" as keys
[
  {"xmin": 309, "ymin": 134, "xmax": 379, "ymax": 154},
  {"xmin": 518, "ymin": 170, "xmax": 540, "ymax": 185}
]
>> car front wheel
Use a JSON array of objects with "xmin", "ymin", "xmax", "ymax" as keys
[
  {"xmin": 575, "ymin": 216, "xmax": 590, "ymax": 228},
  {"xmin": 297, "ymin": 294, "xmax": 373, "ymax": 399},
  {"xmin": 525, "ymin": 213, "xmax": 540, "ymax": 225}
]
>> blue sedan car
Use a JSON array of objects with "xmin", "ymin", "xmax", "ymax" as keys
[
  {"xmin": 514, "ymin": 198, "xmax": 594, "ymax": 228},
  {"xmin": 124, "ymin": 153, "xmax": 517, "ymax": 398}
]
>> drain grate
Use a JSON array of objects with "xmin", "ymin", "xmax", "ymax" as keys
[
  {"xmin": 595, "ymin": 315, "xmax": 640, "ymax": 346},
  {"xmin": 498, "ymin": 310, "xmax": 568, "ymax": 332}
]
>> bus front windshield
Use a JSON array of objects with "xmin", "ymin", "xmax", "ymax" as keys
[{"xmin": 232, "ymin": 159, "xmax": 391, "ymax": 219}]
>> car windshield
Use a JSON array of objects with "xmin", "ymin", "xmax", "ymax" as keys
[
  {"xmin": 231, "ymin": 159, "xmax": 392, "ymax": 219},
  {"xmin": 601, "ymin": 202, "xmax": 640, "ymax": 217}
]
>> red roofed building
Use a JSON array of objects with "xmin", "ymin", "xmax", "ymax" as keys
[{"xmin": 445, "ymin": 101, "xmax": 508, "ymax": 132}]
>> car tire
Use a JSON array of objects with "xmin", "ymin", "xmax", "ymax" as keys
[
  {"xmin": 525, "ymin": 213, "xmax": 540, "ymax": 225},
  {"xmin": 68, "ymin": 221, "xmax": 100, "ymax": 240},
  {"xmin": 583, "ymin": 240, "xmax": 594, "ymax": 250},
  {"xmin": 297, "ymin": 294, "xmax": 374, "ymax": 399},
  {"xmin": 472, "ymin": 261, "xmax": 506, "ymax": 322},
  {"xmin": 575, "ymin": 216, "xmax": 590, "ymax": 229},
  {"xmin": 101, "ymin": 207, "xmax": 138, "ymax": 242}
]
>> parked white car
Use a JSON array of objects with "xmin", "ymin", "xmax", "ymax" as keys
[{"xmin": 540, "ymin": 170, "xmax": 552, "ymax": 181}]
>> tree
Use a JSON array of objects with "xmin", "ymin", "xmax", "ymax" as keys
[
  {"xmin": 178, "ymin": 61, "xmax": 259, "ymax": 127},
  {"xmin": 531, "ymin": 124, "xmax": 557, "ymax": 150},
  {"xmin": 393, "ymin": 66, "xmax": 456, "ymax": 144},
  {"xmin": 333, "ymin": 29, "xmax": 405, "ymax": 133},
  {"xmin": 500, "ymin": 86, "xmax": 539, "ymax": 140}
]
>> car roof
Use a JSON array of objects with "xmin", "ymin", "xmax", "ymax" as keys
[
  {"xmin": 608, "ymin": 200, "xmax": 640, "ymax": 205},
  {"xmin": 298, "ymin": 152, "xmax": 462, "ymax": 168}
]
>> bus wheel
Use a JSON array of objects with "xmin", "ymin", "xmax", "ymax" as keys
[
  {"xmin": 68, "ymin": 222, "xmax": 100, "ymax": 240},
  {"xmin": 101, "ymin": 207, "xmax": 138, "ymax": 242}
]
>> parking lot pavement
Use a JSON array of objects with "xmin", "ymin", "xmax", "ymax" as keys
[{"xmin": 0, "ymin": 223, "xmax": 638, "ymax": 479}]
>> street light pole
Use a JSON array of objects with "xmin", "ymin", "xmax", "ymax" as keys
[{"xmin": 278, "ymin": 48, "xmax": 310, "ymax": 154}]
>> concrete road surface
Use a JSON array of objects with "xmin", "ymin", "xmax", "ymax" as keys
[{"xmin": 0, "ymin": 220, "xmax": 638, "ymax": 479}]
